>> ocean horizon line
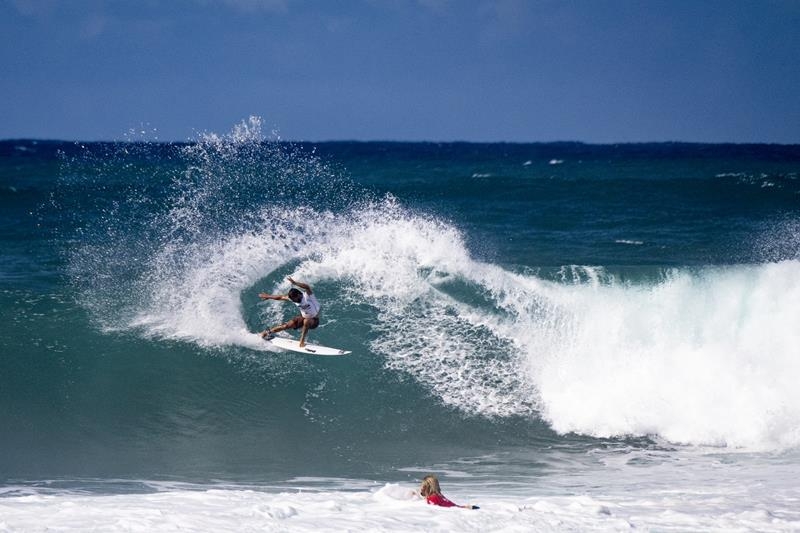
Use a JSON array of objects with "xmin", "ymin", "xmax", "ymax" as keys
[{"xmin": 3, "ymin": 137, "xmax": 800, "ymax": 149}]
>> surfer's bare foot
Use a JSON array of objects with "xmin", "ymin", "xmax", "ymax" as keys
[{"xmin": 299, "ymin": 341, "xmax": 306, "ymax": 348}]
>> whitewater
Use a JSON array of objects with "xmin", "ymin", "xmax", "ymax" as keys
[{"xmin": 2, "ymin": 456, "xmax": 800, "ymax": 531}]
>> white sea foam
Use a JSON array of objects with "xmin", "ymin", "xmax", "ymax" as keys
[
  {"xmin": 0, "ymin": 486, "xmax": 640, "ymax": 532},
  {"xmin": 1, "ymin": 464, "xmax": 799, "ymax": 533},
  {"xmin": 528, "ymin": 262, "xmax": 800, "ymax": 450}
]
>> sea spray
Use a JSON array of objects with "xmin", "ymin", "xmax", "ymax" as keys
[{"xmin": 62, "ymin": 117, "xmax": 356, "ymax": 335}]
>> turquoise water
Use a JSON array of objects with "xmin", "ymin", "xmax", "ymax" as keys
[{"xmin": 1, "ymin": 123, "xmax": 799, "ymax": 499}]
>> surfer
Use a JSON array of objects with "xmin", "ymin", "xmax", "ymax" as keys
[
  {"xmin": 258, "ymin": 277, "xmax": 320, "ymax": 348},
  {"xmin": 419, "ymin": 475, "xmax": 479, "ymax": 510}
]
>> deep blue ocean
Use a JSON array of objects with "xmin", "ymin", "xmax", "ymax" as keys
[{"xmin": 1, "ymin": 120, "xmax": 799, "ymax": 529}]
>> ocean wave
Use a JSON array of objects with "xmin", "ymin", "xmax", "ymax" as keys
[
  {"xmin": 85, "ymin": 197, "xmax": 800, "ymax": 450},
  {"xmin": 64, "ymin": 119, "xmax": 800, "ymax": 451}
]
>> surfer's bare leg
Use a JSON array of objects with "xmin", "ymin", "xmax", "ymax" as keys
[
  {"xmin": 261, "ymin": 321, "xmax": 290, "ymax": 338},
  {"xmin": 298, "ymin": 320, "xmax": 310, "ymax": 347}
]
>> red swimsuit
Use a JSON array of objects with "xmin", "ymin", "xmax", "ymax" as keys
[{"xmin": 426, "ymin": 493, "xmax": 459, "ymax": 508}]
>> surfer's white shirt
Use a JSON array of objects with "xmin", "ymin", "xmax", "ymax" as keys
[{"xmin": 295, "ymin": 293, "xmax": 320, "ymax": 318}]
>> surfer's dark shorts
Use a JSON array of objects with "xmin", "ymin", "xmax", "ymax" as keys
[{"xmin": 286, "ymin": 315, "xmax": 319, "ymax": 330}]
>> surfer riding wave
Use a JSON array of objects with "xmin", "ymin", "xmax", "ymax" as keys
[{"xmin": 258, "ymin": 277, "xmax": 320, "ymax": 347}]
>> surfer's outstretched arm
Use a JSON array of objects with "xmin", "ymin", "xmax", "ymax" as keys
[{"xmin": 259, "ymin": 293, "xmax": 290, "ymax": 301}]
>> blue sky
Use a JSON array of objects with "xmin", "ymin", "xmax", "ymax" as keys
[{"xmin": 2, "ymin": 0, "xmax": 799, "ymax": 143}]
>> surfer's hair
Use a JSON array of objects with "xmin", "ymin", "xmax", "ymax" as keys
[
  {"xmin": 288, "ymin": 288, "xmax": 303, "ymax": 301},
  {"xmin": 419, "ymin": 475, "xmax": 442, "ymax": 497}
]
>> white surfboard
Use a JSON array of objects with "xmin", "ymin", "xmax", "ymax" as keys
[{"xmin": 264, "ymin": 335, "xmax": 351, "ymax": 356}]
